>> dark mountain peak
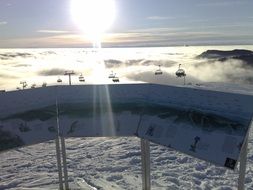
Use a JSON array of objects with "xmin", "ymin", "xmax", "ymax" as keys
[{"xmin": 197, "ymin": 49, "xmax": 253, "ymax": 59}]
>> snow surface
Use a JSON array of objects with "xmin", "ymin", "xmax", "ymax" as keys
[{"xmin": 1, "ymin": 134, "xmax": 253, "ymax": 190}]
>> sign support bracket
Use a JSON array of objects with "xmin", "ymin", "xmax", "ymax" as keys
[
  {"xmin": 238, "ymin": 132, "xmax": 249, "ymax": 190},
  {"xmin": 141, "ymin": 138, "xmax": 151, "ymax": 190}
]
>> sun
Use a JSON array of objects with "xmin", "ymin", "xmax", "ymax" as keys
[{"xmin": 71, "ymin": 0, "xmax": 116, "ymax": 45}]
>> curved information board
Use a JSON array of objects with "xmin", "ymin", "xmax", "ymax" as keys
[{"xmin": 0, "ymin": 84, "xmax": 253, "ymax": 169}]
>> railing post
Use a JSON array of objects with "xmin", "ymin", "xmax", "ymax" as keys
[
  {"xmin": 141, "ymin": 138, "xmax": 151, "ymax": 190},
  {"xmin": 55, "ymin": 94, "xmax": 69, "ymax": 190},
  {"xmin": 238, "ymin": 133, "xmax": 249, "ymax": 190},
  {"xmin": 61, "ymin": 136, "xmax": 69, "ymax": 190},
  {"xmin": 55, "ymin": 137, "xmax": 64, "ymax": 190}
]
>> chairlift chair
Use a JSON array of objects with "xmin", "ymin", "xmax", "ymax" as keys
[
  {"xmin": 57, "ymin": 78, "xmax": 62, "ymax": 83},
  {"xmin": 176, "ymin": 69, "xmax": 186, "ymax": 77},
  {"xmin": 112, "ymin": 77, "xmax": 120, "ymax": 82},
  {"xmin": 108, "ymin": 71, "xmax": 115, "ymax": 78},
  {"xmin": 112, "ymin": 73, "xmax": 119, "ymax": 82},
  {"xmin": 176, "ymin": 64, "xmax": 186, "ymax": 77},
  {"xmin": 79, "ymin": 74, "xmax": 85, "ymax": 82},
  {"xmin": 155, "ymin": 65, "xmax": 163, "ymax": 75}
]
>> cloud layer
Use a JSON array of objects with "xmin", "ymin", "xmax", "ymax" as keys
[
  {"xmin": 38, "ymin": 68, "xmax": 68, "ymax": 76},
  {"xmin": 1, "ymin": 46, "xmax": 253, "ymax": 90}
]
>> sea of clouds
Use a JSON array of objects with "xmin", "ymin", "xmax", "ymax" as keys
[{"xmin": 0, "ymin": 45, "xmax": 253, "ymax": 90}]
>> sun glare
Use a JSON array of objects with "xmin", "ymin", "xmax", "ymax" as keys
[{"xmin": 71, "ymin": 0, "xmax": 116, "ymax": 45}]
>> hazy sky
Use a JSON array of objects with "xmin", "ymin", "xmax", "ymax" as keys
[{"xmin": 0, "ymin": 0, "xmax": 253, "ymax": 48}]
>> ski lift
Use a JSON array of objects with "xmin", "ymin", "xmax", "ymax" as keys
[
  {"xmin": 112, "ymin": 77, "xmax": 120, "ymax": 82},
  {"xmin": 20, "ymin": 81, "xmax": 27, "ymax": 89},
  {"xmin": 57, "ymin": 77, "xmax": 62, "ymax": 83},
  {"xmin": 31, "ymin": 84, "xmax": 36, "ymax": 89},
  {"xmin": 42, "ymin": 82, "xmax": 47, "ymax": 87},
  {"xmin": 108, "ymin": 71, "xmax": 115, "ymax": 78},
  {"xmin": 176, "ymin": 64, "xmax": 186, "ymax": 77},
  {"xmin": 155, "ymin": 65, "xmax": 163, "ymax": 75},
  {"xmin": 176, "ymin": 64, "xmax": 186, "ymax": 85},
  {"xmin": 79, "ymin": 74, "xmax": 85, "ymax": 82},
  {"xmin": 112, "ymin": 73, "xmax": 119, "ymax": 82}
]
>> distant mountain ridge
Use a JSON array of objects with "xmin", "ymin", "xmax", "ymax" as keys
[{"xmin": 197, "ymin": 49, "xmax": 253, "ymax": 65}]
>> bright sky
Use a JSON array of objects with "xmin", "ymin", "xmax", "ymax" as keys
[{"xmin": 0, "ymin": 0, "xmax": 253, "ymax": 48}]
